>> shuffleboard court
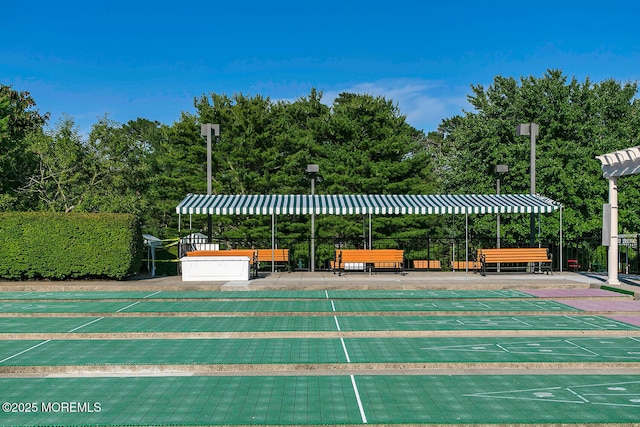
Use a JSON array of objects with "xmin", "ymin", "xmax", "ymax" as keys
[
  {"xmin": 2, "ymin": 336, "xmax": 640, "ymax": 367},
  {"xmin": 331, "ymin": 298, "xmax": 579, "ymax": 312},
  {"xmin": 610, "ymin": 315, "xmax": 640, "ymax": 327},
  {"xmin": 521, "ymin": 288, "xmax": 632, "ymax": 298},
  {"xmin": 0, "ymin": 375, "xmax": 639, "ymax": 426},
  {"xmin": 1, "ymin": 288, "xmax": 626, "ymax": 301},
  {"xmin": 0, "ymin": 291, "xmax": 162, "ymax": 301},
  {"xmin": 336, "ymin": 314, "xmax": 640, "ymax": 332},
  {"xmin": 0, "ymin": 299, "xmax": 581, "ymax": 314},
  {"xmin": 0, "ymin": 301, "xmax": 136, "ymax": 313},
  {"xmin": 1, "ymin": 284, "xmax": 638, "ymax": 426},
  {"xmin": 326, "ymin": 289, "xmax": 533, "ymax": 299},
  {"xmin": 0, "ymin": 314, "xmax": 637, "ymax": 334},
  {"xmin": 559, "ymin": 300, "xmax": 640, "ymax": 312},
  {"xmin": 0, "ymin": 290, "xmax": 327, "ymax": 301}
]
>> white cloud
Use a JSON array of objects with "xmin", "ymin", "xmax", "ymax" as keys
[{"xmin": 321, "ymin": 78, "xmax": 471, "ymax": 132}]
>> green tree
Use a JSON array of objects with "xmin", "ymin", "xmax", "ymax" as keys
[
  {"xmin": 82, "ymin": 116, "xmax": 161, "ymax": 217},
  {"xmin": 437, "ymin": 70, "xmax": 640, "ymax": 242},
  {"xmin": 21, "ymin": 115, "xmax": 94, "ymax": 212},
  {"xmin": 148, "ymin": 112, "xmax": 203, "ymax": 237},
  {"xmin": 0, "ymin": 85, "xmax": 48, "ymax": 210},
  {"xmin": 320, "ymin": 92, "xmax": 439, "ymax": 243},
  {"xmin": 187, "ymin": 90, "xmax": 439, "ymax": 246}
]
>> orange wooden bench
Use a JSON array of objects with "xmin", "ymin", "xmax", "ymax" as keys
[
  {"xmin": 257, "ymin": 248, "xmax": 289, "ymax": 263},
  {"xmin": 333, "ymin": 249, "xmax": 404, "ymax": 276},
  {"xmin": 413, "ymin": 260, "xmax": 442, "ymax": 270},
  {"xmin": 451, "ymin": 260, "xmax": 478, "ymax": 272},
  {"xmin": 477, "ymin": 248, "xmax": 552, "ymax": 276},
  {"xmin": 257, "ymin": 248, "xmax": 290, "ymax": 271}
]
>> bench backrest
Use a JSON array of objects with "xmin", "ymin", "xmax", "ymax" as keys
[
  {"xmin": 478, "ymin": 248, "xmax": 551, "ymax": 263},
  {"xmin": 337, "ymin": 249, "xmax": 404, "ymax": 264},
  {"xmin": 451, "ymin": 260, "xmax": 476, "ymax": 270},
  {"xmin": 413, "ymin": 260, "xmax": 442, "ymax": 269},
  {"xmin": 257, "ymin": 248, "xmax": 289, "ymax": 262},
  {"xmin": 186, "ymin": 249, "xmax": 257, "ymax": 263}
]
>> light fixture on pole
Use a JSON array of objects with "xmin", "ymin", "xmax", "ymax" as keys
[
  {"xmin": 201, "ymin": 123, "xmax": 220, "ymax": 243},
  {"xmin": 516, "ymin": 123, "xmax": 539, "ymax": 247},
  {"xmin": 306, "ymin": 164, "xmax": 319, "ymax": 272},
  {"xmin": 495, "ymin": 164, "xmax": 508, "ymax": 248}
]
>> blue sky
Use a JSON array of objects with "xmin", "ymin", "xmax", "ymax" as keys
[{"xmin": 2, "ymin": 0, "xmax": 639, "ymax": 135}]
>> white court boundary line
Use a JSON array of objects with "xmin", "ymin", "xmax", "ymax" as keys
[
  {"xmin": 116, "ymin": 301, "xmax": 141, "ymax": 312},
  {"xmin": 0, "ymin": 340, "xmax": 51, "ymax": 363},
  {"xmin": 1, "ymin": 299, "xmax": 145, "ymax": 364},
  {"xmin": 350, "ymin": 374, "xmax": 368, "ymax": 423},
  {"xmin": 67, "ymin": 317, "xmax": 105, "ymax": 332},
  {"xmin": 143, "ymin": 291, "xmax": 162, "ymax": 298},
  {"xmin": 330, "ymin": 298, "xmax": 367, "ymax": 423}
]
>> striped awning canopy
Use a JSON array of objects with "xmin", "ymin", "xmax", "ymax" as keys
[{"xmin": 176, "ymin": 194, "xmax": 562, "ymax": 216}]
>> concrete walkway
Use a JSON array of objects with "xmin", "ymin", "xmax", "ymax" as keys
[{"xmin": 1, "ymin": 270, "xmax": 639, "ymax": 295}]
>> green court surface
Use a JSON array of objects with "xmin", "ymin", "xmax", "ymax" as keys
[
  {"xmin": 0, "ymin": 299, "xmax": 580, "ymax": 313},
  {"xmin": 1, "ymin": 287, "xmax": 638, "ymax": 426},
  {"xmin": 2, "ymin": 336, "xmax": 640, "ymax": 366},
  {"xmin": 0, "ymin": 291, "xmax": 162, "ymax": 301},
  {"xmin": 0, "ymin": 301, "xmax": 140, "ymax": 313},
  {"xmin": 0, "ymin": 314, "xmax": 636, "ymax": 334},
  {"xmin": 0, "ymin": 289, "xmax": 532, "ymax": 301},
  {"xmin": 336, "ymin": 314, "xmax": 639, "ymax": 331},
  {"xmin": 0, "ymin": 375, "xmax": 638, "ymax": 426}
]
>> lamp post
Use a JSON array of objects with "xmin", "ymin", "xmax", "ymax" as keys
[
  {"xmin": 201, "ymin": 123, "xmax": 220, "ymax": 243},
  {"xmin": 516, "ymin": 123, "xmax": 539, "ymax": 247},
  {"xmin": 306, "ymin": 164, "xmax": 319, "ymax": 272},
  {"xmin": 496, "ymin": 164, "xmax": 508, "ymax": 248}
]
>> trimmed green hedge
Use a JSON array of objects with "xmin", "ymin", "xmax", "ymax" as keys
[{"xmin": 0, "ymin": 212, "xmax": 142, "ymax": 280}]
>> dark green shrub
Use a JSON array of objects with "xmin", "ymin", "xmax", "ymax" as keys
[{"xmin": 0, "ymin": 212, "xmax": 142, "ymax": 280}]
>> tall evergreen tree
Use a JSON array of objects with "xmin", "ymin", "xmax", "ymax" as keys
[{"xmin": 437, "ymin": 70, "xmax": 640, "ymax": 242}]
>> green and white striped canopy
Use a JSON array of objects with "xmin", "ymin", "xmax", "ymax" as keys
[{"xmin": 176, "ymin": 194, "xmax": 561, "ymax": 216}]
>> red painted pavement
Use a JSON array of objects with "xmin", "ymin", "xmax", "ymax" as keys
[{"xmin": 558, "ymin": 300, "xmax": 640, "ymax": 311}]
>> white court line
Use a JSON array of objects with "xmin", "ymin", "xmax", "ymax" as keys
[
  {"xmin": 332, "ymin": 299, "xmax": 351, "ymax": 362},
  {"xmin": 496, "ymin": 344, "xmax": 510, "ymax": 353},
  {"xmin": 331, "ymin": 300, "xmax": 336, "ymax": 312},
  {"xmin": 0, "ymin": 340, "xmax": 51, "ymax": 364},
  {"xmin": 565, "ymin": 339, "xmax": 599, "ymax": 357},
  {"xmin": 568, "ymin": 315, "xmax": 609, "ymax": 330},
  {"xmin": 511, "ymin": 316, "xmax": 533, "ymax": 327},
  {"xmin": 567, "ymin": 387, "xmax": 590, "ymax": 403},
  {"xmin": 341, "ymin": 338, "xmax": 351, "ymax": 363},
  {"xmin": 116, "ymin": 301, "xmax": 141, "ymax": 312},
  {"xmin": 334, "ymin": 316, "xmax": 342, "ymax": 332},
  {"xmin": 350, "ymin": 375, "xmax": 367, "ymax": 423},
  {"xmin": 67, "ymin": 317, "xmax": 105, "ymax": 333},
  {"xmin": 143, "ymin": 291, "xmax": 162, "ymax": 299},
  {"xmin": 325, "ymin": 290, "xmax": 329, "ymax": 299}
]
